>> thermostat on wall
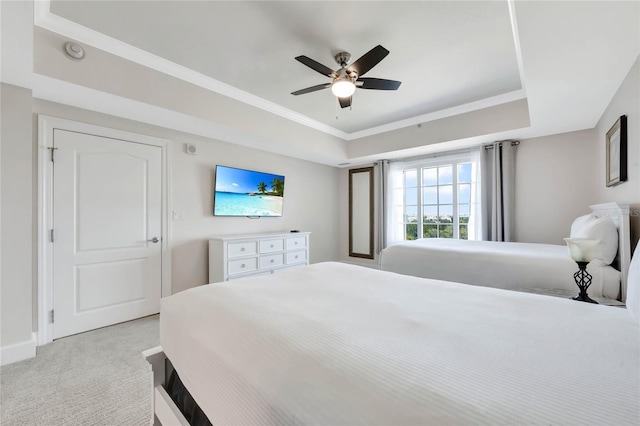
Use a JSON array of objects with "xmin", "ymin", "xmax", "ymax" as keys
[{"xmin": 185, "ymin": 143, "xmax": 197, "ymax": 155}]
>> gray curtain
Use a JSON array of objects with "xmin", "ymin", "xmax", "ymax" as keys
[
  {"xmin": 377, "ymin": 160, "xmax": 390, "ymax": 253},
  {"xmin": 481, "ymin": 141, "xmax": 517, "ymax": 241}
]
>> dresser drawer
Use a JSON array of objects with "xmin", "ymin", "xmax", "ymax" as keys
[
  {"xmin": 227, "ymin": 241, "xmax": 257, "ymax": 258},
  {"xmin": 259, "ymin": 239, "xmax": 284, "ymax": 253},
  {"xmin": 259, "ymin": 253, "xmax": 284, "ymax": 269},
  {"xmin": 285, "ymin": 250, "xmax": 306, "ymax": 265},
  {"xmin": 228, "ymin": 257, "xmax": 257, "ymax": 275},
  {"xmin": 227, "ymin": 271, "xmax": 271, "ymax": 281},
  {"xmin": 286, "ymin": 237, "xmax": 307, "ymax": 250}
]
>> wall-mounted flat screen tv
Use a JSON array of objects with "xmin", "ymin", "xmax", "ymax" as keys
[{"xmin": 213, "ymin": 165, "xmax": 285, "ymax": 217}]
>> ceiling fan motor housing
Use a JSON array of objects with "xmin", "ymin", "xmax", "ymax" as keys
[{"xmin": 334, "ymin": 51, "xmax": 351, "ymax": 67}]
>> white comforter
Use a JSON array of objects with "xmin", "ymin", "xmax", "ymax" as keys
[
  {"xmin": 160, "ymin": 262, "xmax": 639, "ymax": 425},
  {"xmin": 380, "ymin": 238, "xmax": 621, "ymax": 299}
]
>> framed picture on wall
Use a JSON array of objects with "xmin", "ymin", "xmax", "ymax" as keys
[{"xmin": 606, "ymin": 115, "xmax": 627, "ymax": 187}]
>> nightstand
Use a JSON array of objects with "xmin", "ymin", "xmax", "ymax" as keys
[{"xmin": 519, "ymin": 288, "xmax": 626, "ymax": 308}]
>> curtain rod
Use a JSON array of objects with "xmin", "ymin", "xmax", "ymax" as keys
[
  {"xmin": 484, "ymin": 140, "xmax": 520, "ymax": 150},
  {"xmin": 385, "ymin": 140, "xmax": 520, "ymax": 164}
]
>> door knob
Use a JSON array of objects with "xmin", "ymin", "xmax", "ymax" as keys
[{"xmin": 148, "ymin": 237, "xmax": 160, "ymax": 243}]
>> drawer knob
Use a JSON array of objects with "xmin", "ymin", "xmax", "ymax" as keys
[
  {"xmin": 270, "ymin": 259, "xmax": 274, "ymax": 263},
  {"xmin": 240, "ymin": 247, "xmax": 245, "ymax": 252},
  {"xmin": 270, "ymin": 244, "xmax": 274, "ymax": 248},
  {"xmin": 241, "ymin": 264, "xmax": 245, "ymax": 268},
  {"xmin": 295, "ymin": 255, "xmax": 298, "ymax": 259},
  {"xmin": 295, "ymin": 241, "xmax": 298, "ymax": 245}
]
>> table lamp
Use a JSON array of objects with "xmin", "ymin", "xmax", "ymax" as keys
[{"xmin": 563, "ymin": 238, "xmax": 599, "ymax": 304}]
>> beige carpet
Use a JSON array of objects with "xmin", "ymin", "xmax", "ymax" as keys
[{"xmin": 1, "ymin": 315, "xmax": 159, "ymax": 426}]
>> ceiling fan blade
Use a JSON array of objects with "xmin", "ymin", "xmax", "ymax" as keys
[
  {"xmin": 291, "ymin": 83, "xmax": 331, "ymax": 96},
  {"xmin": 339, "ymin": 96, "xmax": 352, "ymax": 109},
  {"xmin": 357, "ymin": 78, "xmax": 402, "ymax": 91},
  {"xmin": 348, "ymin": 45, "xmax": 389, "ymax": 77},
  {"xmin": 295, "ymin": 56, "xmax": 337, "ymax": 78}
]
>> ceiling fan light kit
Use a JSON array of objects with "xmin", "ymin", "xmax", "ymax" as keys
[
  {"xmin": 292, "ymin": 45, "xmax": 401, "ymax": 109},
  {"xmin": 331, "ymin": 79, "xmax": 356, "ymax": 98}
]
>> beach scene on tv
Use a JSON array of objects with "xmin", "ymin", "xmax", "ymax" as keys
[{"xmin": 214, "ymin": 166, "xmax": 285, "ymax": 217}]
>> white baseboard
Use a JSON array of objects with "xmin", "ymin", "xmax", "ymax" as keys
[{"xmin": 1, "ymin": 333, "xmax": 36, "ymax": 366}]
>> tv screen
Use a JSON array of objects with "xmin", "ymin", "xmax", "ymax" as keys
[{"xmin": 213, "ymin": 165, "xmax": 285, "ymax": 217}]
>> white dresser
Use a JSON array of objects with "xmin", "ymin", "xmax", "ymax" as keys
[{"xmin": 208, "ymin": 232, "xmax": 310, "ymax": 283}]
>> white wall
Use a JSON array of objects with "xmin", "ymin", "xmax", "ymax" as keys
[
  {"xmin": 0, "ymin": 0, "xmax": 36, "ymax": 365},
  {"xmin": 1, "ymin": 84, "xmax": 35, "ymax": 361},
  {"xmin": 515, "ymin": 129, "xmax": 598, "ymax": 244},
  {"xmin": 34, "ymin": 100, "xmax": 341, "ymax": 295},
  {"xmin": 594, "ymin": 56, "xmax": 640, "ymax": 247}
]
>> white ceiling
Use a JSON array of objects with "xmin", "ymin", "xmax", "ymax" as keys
[{"xmin": 33, "ymin": 1, "xmax": 640, "ymax": 164}]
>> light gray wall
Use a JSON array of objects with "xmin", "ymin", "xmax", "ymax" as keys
[
  {"xmin": 1, "ymin": 1, "xmax": 33, "ymax": 89},
  {"xmin": 33, "ymin": 100, "xmax": 341, "ymax": 296},
  {"xmin": 514, "ymin": 129, "xmax": 598, "ymax": 244},
  {"xmin": 594, "ymin": 56, "xmax": 640, "ymax": 248},
  {"xmin": 347, "ymin": 99, "xmax": 530, "ymax": 160},
  {"xmin": 1, "ymin": 83, "xmax": 34, "ymax": 348}
]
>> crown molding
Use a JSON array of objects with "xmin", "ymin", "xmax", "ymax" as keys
[{"xmin": 507, "ymin": 0, "xmax": 528, "ymax": 95}]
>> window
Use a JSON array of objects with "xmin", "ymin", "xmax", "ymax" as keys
[{"xmin": 389, "ymin": 153, "xmax": 480, "ymax": 242}]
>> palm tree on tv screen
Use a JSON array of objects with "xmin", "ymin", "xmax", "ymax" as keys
[
  {"xmin": 271, "ymin": 177, "xmax": 284, "ymax": 196},
  {"xmin": 257, "ymin": 182, "xmax": 267, "ymax": 194}
]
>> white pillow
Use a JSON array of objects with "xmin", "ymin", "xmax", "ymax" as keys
[
  {"xmin": 626, "ymin": 242, "xmax": 639, "ymax": 323},
  {"xmin": 570, "ymin": 214, "xmax": 593, "ymax": 237},
  {"xmin": 570, "ymin": 214, "xmax": 618, "ymax": 266}
]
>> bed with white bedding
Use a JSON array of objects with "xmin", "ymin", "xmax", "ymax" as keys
[
  {"xmin": 380, "ymin": 202, "xmax": 631, "ymax": 301},
  {"xmin": 148, "ymin": 261, "xmax": 640, "ymax": 426},
  {"xmin": 379, "ymin": 238, "xmax": 621, "ymax": 298}
]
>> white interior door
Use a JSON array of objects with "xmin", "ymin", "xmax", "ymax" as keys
[{"xmin": 52, "ymin": 129, "xmax": 162, "ymax": 339}]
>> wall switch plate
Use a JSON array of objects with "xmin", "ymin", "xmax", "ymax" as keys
[{"xmin": 172, "ymin": 210, "xmax": 184, "ymax": 220}]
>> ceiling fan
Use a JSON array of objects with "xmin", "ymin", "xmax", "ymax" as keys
[{"xmin": 291, "ymin": 45, "xmax": 401, "ymax": 109}]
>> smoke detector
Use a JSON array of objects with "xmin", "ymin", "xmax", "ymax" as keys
[{"xmin": 64, "ymin": 42, "xmax": 85, "ymax": 60}]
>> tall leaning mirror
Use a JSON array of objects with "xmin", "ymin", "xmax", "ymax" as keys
[{"xmin": 349, "ymin": 166, "xmax": 374, "ymax": 259}]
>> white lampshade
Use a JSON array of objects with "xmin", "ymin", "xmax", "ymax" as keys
[
  {"xmin": 331, "ymin": 79, "xmax": 356, "ymax": 98},
  {"xmin": 564, "ymin": 238, "xmax": 599, "ymax": 262}
]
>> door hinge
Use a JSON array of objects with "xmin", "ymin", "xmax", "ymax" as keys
[
  {"xmin": 50, "ymin": 310, "xmax": 54, "ymax": 324},
  {"xmin": 48, "ymin": 147, "xmax": 58, "ymax": 162},
  {"xmin": 50, "ymin": 229, "xmax": 54, "ymax": 243}
]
